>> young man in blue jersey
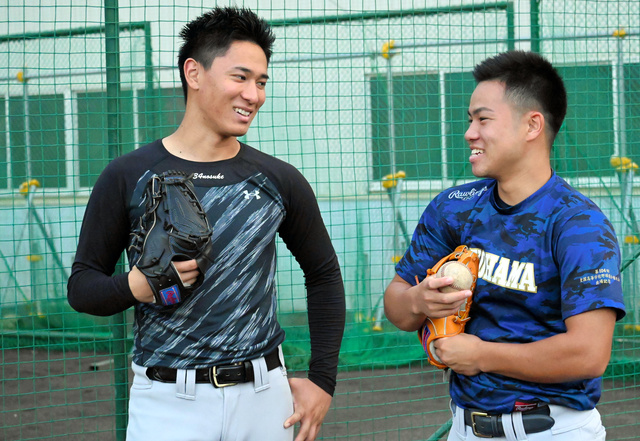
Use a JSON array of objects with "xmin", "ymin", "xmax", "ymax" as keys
[
  {"xmin": 384, "ymin": 51, "xmax": 625, "ymax": 440},
  {"xmin": 68, "ymin": 7, "xmax": 345, "ymax": 441}
]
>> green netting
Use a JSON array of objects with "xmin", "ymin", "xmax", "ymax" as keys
[{"xmin": 1, "ymin": 1, "xmax": 640, "ymax": 440}]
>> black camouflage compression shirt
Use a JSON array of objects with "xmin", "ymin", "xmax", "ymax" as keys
[{"xmin": 68, "ymin": 139, "xmax": 345, "ymax": 395}]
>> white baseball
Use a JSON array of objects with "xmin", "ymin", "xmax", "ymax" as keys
[
  {"xmin": 436, "ymin": 261, "xmax": 473, "ymax": 293},
  {"xmin": 429, "ymin": 341, "xmax": 442, "ymax": 363}
]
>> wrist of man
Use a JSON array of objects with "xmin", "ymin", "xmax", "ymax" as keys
[
  {"xmin": 128, "ymin": 267, "xmax": 154, "ymax": 303},
  {"xmin": 308, "ymin": 372, "xmax": 336, "ymax": 397},
  {"xmin": 407, "ymin": 284, "xmax": 427, "ymax": 319}
]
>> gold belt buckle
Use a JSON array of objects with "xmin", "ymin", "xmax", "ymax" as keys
[
  {"xmin": 211, "ymin": 365, "xmax": 238, "ymax": 388},
  {"xmin": 470, "ymin": 411, "xmax": 493, "ymax": 438}
]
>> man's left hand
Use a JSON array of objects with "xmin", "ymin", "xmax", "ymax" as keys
[
  {"xmin": 284, "ymin": 377, "xmax": 332, "ymax": 441},
  {"xmin": 434, "ymin": 333, "xmax": 483, "ymax": 376}
]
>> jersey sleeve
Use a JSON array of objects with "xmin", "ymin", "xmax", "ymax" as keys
[
  {"xmin": 555, "ymin": 209, "xmax": 626, "ymax": 321},
  {"xmin": 67, "ymin": 161, "xmax": 137, "ymax": 316},
  {"xmin": 276, "ymin": 167, "xmax": 346, "ymax": 396},
  {"xmin": 395, "ymin": 195, "xmax": 456, "ymax": 285}
]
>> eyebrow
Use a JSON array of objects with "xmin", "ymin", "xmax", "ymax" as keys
[
  {"xmin": 234, "ymin": 66, "xmax": 269, "ymax": 80},
  {"xmin": 467, "ymin": 107, "xmax": 493, "ymax": 117}
]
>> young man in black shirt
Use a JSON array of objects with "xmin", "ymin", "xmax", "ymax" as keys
[{"xmin": 68, "ymin": 7, "xmax": 345, "ymax": 441}]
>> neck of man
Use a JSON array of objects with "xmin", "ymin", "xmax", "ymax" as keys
[
  {"xmin": 163, "ymin": 120, "xmax": 241, "ymax": 162},
  {"xmin": 497, "ymin": 155, "xmax": 553, "ymax": 205},
  {"xmin": 497, "ymin": 166, "xmax": 552, "ymax": 206},
  {"xmin": 496, "ymin": 145, "xmax": 552, "ymax": 206}
]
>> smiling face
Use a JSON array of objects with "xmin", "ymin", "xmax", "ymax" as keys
[
  {"xmin": 187, "ymin": 40, "xmax": 269, "ymax": 140},
  {"xmin": 465, "ymin": 80, "xmax": 530, "ymax": 181}
]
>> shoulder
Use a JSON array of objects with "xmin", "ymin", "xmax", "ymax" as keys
[
  {"xmin": 546, "ymin": 175, "xmax": 619, "ymax": 265},
  {"xmin": 92, "ymin": 140, "xmax": 168, "ymax": 202},
  {"xmin": 436, "ymin": 179, "xmax": 493, "ymax": 202},
  {"xmin": 241, "ymin": 144, "xmax": 302, "ymax": 174},
  {"xmin": 550, "ymin": 174, "xmax": 595, "ymax": 202},
  {"xmin": 547, "ymin": 174, "xmax": 609, "ymax": 224},
  {"xmin": 414, "ymin": 179, "xmax": 494, "ymax": 243},
  {"xmin": 101, "ymin": 140, "xmax": 166, "ymax": 178},
  {"xmin": 240, "ymin": 143, "xmax": 312, "ymax": 191},
  {"xmin": 428, "ymin": 179, "xmax": 494, "ymax": 213},
  {"xmin": 108, "ymin": 140, "xmax": 165, "ymax": 169}
]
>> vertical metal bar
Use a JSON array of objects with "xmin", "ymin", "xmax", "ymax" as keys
[
  {"xmin": 614, "ymin": 35, "xmax": 627, "ymax": 236},
  {"xmin": 439, "ymin": 71, "xmax": 448, "ymax": 181},
  {"xmin": 529, "ymin": 0, "xmax": 541, "ymax": 53},
  {"xmin": 105, "ymin": 2, "xmax": 122, "ymax": 161},
  {"xmin": 20, "ymin": 69, "xmax": 38, "ymax": 302},
  {"xmin": 616, "ymin": 36, "xmax": 627, "ymax": 161},
  {"xmin": 21, "ymin": 68, "xmax": 31, "ymax": 180},
  {"xmin": 613, "ymin": 32, "xmax": 637, "ymax": 324},
  {"xmin": 4, "ymin": 98, "xmax": 10, "ymax": 189},
  {"xmin": 104, "ymin": 1, "xmax": 129, "ymax": 440},
  {"xmin": 386, "ymin": 59, "xmax": 398, "ymax": 255},
  {"xmin": 506, "ymin": 1, "xmax": 515, "ymax": 51},
  {"xmin": 143, "ymin": 21, "xmax": 156, "ymax": 144}
]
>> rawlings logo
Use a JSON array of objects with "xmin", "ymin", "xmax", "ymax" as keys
[
  {"xmin": 192, "ymin": 172, "xmax": 224, "ymax": 180},
  {"xmin": 448, "ymin": 186, "xmax": 488, "ymax": 201},
  {"xmin": 514, "ymin": 401, "xmax": 539, "ymax": 412},
  {"xmin": 159, "ymin": 285, "xmax": 182, "ymax": 305}
]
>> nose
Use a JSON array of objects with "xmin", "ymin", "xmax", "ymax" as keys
[
  {"xmin": 241, "ymin": 83, "xmax": 262, "ymax": 104},
  {"xmin": 465, "ymin": 122, "xmax": 478, "ymax": 143}
]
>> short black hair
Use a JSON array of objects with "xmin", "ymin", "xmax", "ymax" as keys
[
  {"xmin": 473, "ymin": 50, "xmax": 567, "ymax": 144},
  {"xmin": 177, "ymin": 7, "xmax": 276, "ymax": 102}
]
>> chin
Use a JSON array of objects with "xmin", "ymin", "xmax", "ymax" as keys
[
  {"xmin": 225, "ymin": 127, "xmax": 250, "ymax": 138},
  {"xmin": 472, "ymin": 169, "xmax": 495, "ymax": 180},
  {"xmin": 233, "ymin": 124, "xmax": 253, "ymax": 137}
]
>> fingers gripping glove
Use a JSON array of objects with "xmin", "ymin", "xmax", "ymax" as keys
[
  {"xmin": 417, "ymin": 245, "xmax": 479, "ymax": 369},
  {"xmin": 129, "ymin": 170, "xmax": 214, "ymax": 307}
]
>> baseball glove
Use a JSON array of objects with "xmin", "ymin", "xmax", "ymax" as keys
[
  {"xmin": 129, "ymin": 170, "xmax": 214, "ymax": 307},
  {"xmin": 417, "ymin": 245, "xmax": 479, "ymax": 369}
]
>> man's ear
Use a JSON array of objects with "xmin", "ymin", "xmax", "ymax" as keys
[
  {"xmin": 526, "ymin": 111, "xmax": 545, "ymax": 141},
  {"xmin": 183, "ymin": 58, "xmax": 200, "ymax": 91}
]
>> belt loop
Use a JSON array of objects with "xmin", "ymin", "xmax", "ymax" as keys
[
  {"xmin": 501, "ymin": 412, "xmax": 521, "ymax": 441},
  {"xmin": 277, "ymin": 345, "xmax": 287, "ymax": 375},
  {"xmin": 451, "ymin": 403, "xmax": 467, "ymax": 437},
  {"xmin": 176, "ymin": 368, "xmax": 197, "ymax": 400},
  {"xmin": 250, "ymin": 356, "xmax": 271, "ymax": 393},
  {"xmin": 512, "ymin": 411, "xmax": 528, "ymax": 440}
]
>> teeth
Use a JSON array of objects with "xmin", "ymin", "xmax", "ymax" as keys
[
  {"xmin": 235, "ymin": 108, "xmax": 250, "ymax": 116},
  {"xmin": 472, "ymin": 149, "xmax": 483, "ymax": 155}
]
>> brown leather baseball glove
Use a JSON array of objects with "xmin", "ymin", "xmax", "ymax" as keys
[{"xmin": 417, "ymin": 245, "xmax": 479, "ymax": 369}]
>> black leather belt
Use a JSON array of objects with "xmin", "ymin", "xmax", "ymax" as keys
[
  {"xmin": 146, "ymin": 349, "xmax": 281, "ymax": 388},
  {"xmin": 464, "ymin": 405, "xmax": 555, "ymax": 438}
]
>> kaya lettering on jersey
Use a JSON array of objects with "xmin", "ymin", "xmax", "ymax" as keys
[
  {"xmin": 471, "ymin": 249, "xmax": 620, "ymax": 294},
  {"xmin": 471, "ymin": 248, "xmax": 538, "ymax": 293}
]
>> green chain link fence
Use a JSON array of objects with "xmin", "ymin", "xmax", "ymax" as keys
[{"xmin": 1, "ymin": 1, "xmax": 639, "ymax": 440}]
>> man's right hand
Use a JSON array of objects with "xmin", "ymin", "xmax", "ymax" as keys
[
  {"xmin": 413, "ymin": 273, "xmax": 472, "ymax": 318},
  {"xmin": 384, "ymin": 273, "xmax": 471, "ymax": 332},
  {"xmin": 128, "ymin": 260, "xmax": 200, "ymax": 303}
]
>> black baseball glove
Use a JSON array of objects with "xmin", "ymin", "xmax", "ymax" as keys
[{"xmin": 129, "ymin": 170, "xmax": 214, "ymax": 306}]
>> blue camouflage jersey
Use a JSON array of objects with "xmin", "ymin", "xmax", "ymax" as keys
[{"xmin": 395, "ymin": 171, "xmax": 625, "ymax": 413}]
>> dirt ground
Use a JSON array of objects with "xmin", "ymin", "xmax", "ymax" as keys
[{"xmin": 1, "ymin": 348, "xmax": 639, "ymax": 441}]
